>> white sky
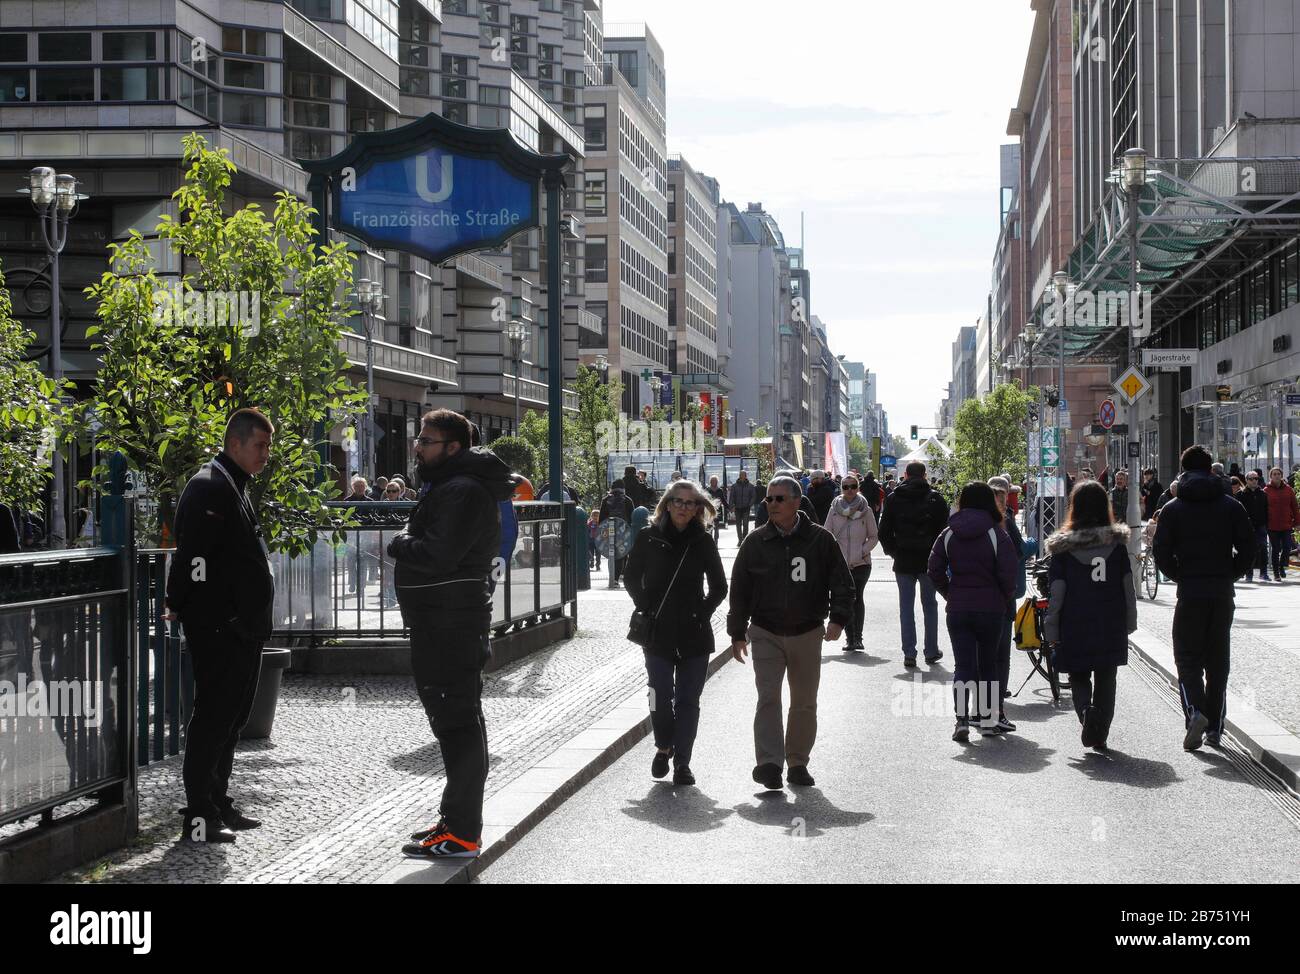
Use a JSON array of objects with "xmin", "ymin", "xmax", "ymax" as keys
[{"xmin": 602, "ymin": 0, "xmax": 1036, "ymax": 433}]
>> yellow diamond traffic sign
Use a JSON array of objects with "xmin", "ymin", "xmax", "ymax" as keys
[{"xmin": 1114, "ymin": 366, "xmax": 1150, "ymax": 405}]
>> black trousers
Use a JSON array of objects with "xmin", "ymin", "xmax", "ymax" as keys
[
  {"xmin": 849, "ymin": 564, "xmax": 871, "ymax": 641},
  {"xmin": 1172, "ymin": 597, "xmax": 1234, "ymax": 736},
  {"xmin": 644, "ymin": 651, "xmax": 709, "ymax": 766},
  {"xmin": 182, "ymin": 628, "xmax": 263, "ymax": 821},
  {"xmin": 1068, "ymin": 666, "xmax": 1118, "ymax": 739},
  {"xmin": 411, "ymin": 624, "xmax": 490, "ymax": 842},
  {"xmin": 735, "ymin": 510, "xmax": 752, "ymax": 541}
]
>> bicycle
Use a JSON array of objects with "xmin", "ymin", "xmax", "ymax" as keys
[
  {"xmin": 1015, "ymin": 556, "xmax": 1066, "ymax": 705},
  {"xmin": 1140, "ymin": 543, "xmax": 1159, "ymax": 599}
]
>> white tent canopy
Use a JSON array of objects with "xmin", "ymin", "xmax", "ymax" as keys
[{"xmin": 896, "ymin": 437, "xmax": 951, "ymax": 468}]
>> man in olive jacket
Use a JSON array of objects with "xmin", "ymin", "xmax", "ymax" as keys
[
  {"xmin": 728, "ymin": 476, "xmax": 854, "ymax": 790},
  {"xmin": 165, "ymin": 408, "xmax": 276, "ymax": 843}
]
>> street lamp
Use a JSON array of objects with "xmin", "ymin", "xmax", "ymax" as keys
[
  {"xmin": 648, "ymin": 374, "xmax": 663, "ymax": 416},
  {"xmin": 593, "ymin": 351, "xmax": 608, "ymax": 378},
  {"xmin": 506, "ymin": 318, "xmax": 529, "ymax": 432},
  {"xmin": 20, "ymin": 166, "xmax": 87, "ymax": 547},
  {"xmin": 1120, "ymin": 147, "xmax": 1149, "ymax": 590},
  {"xmin": 355, "ymin": 278, "xmax": 385, "ymax": 481}
]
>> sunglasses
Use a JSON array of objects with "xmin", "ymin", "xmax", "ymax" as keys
[
  {"xmin": 842, "ymin": 483, "xmax": 859, "ymax": 490},
  {"xmin": 764, "ymin": 495, "xmax": 791, "ymax": 504}
]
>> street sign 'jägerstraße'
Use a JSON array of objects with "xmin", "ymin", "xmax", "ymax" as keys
[{"xmin": 1142, "ymin": 348, "xmax": 1198, "ymax": 368}]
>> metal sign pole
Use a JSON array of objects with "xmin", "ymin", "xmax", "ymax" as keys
[{"xmin": 544, "ymin": 169, "xmax": 564, "ymax": 504}]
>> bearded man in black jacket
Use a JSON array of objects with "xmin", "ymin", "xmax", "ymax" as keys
[
  {"xmin": 166, "ymin": 408, "xmax": 276, "ymax": 843},
  {"xmin": 395, "ymin": 409, "xmax": 516, "ymax": 860}
]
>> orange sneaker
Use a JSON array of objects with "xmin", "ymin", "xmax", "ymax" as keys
[{"xmin": 402, "ymin": 829, "xmax": 480, "ymax": 860}]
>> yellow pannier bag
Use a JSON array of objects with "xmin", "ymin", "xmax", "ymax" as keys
[{"xmin": 1014, "ymin": 596, "xmax": 1041, "ymax": 650}]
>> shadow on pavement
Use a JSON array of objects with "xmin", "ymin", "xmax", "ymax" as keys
[
  {"xmin": 951, "ymin": 733, "xmax": 1055, "ymax": 774},
  {"xmin": 824, "ymin": 652, "xmax": 890, "ymax": 668},
  {"xmin": 387, "ymin": 740, "xmax": 447, "ymax": 777},
  {"xmin": 619, "ymin": 786, "xmax": 737, "ymax": 833},
  {"xmin": 1003, "ymin": 698, "xmax": 1071, "ymax": 724},
  {"xmin": 108, "ymin": 832, "xmax": 237, "ymax": 885},
  {"xmin": 1188, "ymin": 748, "xmax": 1254, "ymax": 785},
  {"xmin": 889, "ymin": 665, "xmax": 951, "ymax": 683},
  {"xmin": 1066, "ymin": 749, "xmax": 1181, "ymax": 788},
  {"xmin": 732, "ymin": 787, "xmax": 874, "ymax": 837}
]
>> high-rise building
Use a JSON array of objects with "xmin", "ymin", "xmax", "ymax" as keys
[
  {"xmin": 725, "ymin": 201, "xmax": 788, "ymax": 448},
  {"xmin": 840, "ymin": 358, "xmax": 866, "ymax": 440}
]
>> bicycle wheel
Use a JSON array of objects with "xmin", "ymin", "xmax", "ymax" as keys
[{"xmin": 1143, "ymin": 557, "xmax": 1159, "ymax": 599}]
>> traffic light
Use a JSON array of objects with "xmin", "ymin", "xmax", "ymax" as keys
[{"xmin": 910, "ymin": 425, "xmax": 918, "ymax": 440}]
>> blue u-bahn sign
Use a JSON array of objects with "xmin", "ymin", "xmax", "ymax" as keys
[{"xmin": 300, "ymin": 112, "xmax": 566, "ymax": 266}]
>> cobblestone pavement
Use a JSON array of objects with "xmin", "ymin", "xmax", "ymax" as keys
[
  {"xmin": 1135, "ymin": 577, "xmax": 1300, "ymax": 738},
  {"xmin": 60, "ymin": 532, "xmax": 740, "ymax": 883}
]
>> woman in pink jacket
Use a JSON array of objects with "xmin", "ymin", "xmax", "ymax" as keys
[{"xmin": 825, "ymin": 475, "xmax": 879, "ymax": 652}]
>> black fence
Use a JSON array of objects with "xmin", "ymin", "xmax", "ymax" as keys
[{"xmin": 0, "ymin": 547, "xmax": 132, "ymax": 830}]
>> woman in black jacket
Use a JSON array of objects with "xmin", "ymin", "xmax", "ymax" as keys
[
  {"xmin": 1042, "ymin": 481, "xmax": 1137, "ymax": 751},
  {"xmin": 624, "ymin": 479, "xmax": 728, "ymax": 786}
]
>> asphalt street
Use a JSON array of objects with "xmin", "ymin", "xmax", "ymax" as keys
[{"xmin": 480, "ymin": 566, "xmax": 1300, "ymax": 884}]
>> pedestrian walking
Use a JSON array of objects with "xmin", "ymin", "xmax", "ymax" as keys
[
  {"xmin": 623, "ymin": 464, "xmax": 652, "ymax": 511},
  {"xmin": 861, "ymin": 471, "xmax": 883, "ymax": 518},
  {"xmin": 1140, "ymin": 468, "xmax": 1162, "ymax": 520},
  {"xmin": 729, "ymin": 469, "xmax": 757, "ymax": 541},
  {"xmin": 706, "ymin": 475, "xmax": 728, "ymax": 542},
  {"xmin": 395, "ymin": 409, "xmax": 516, "ymax": 859},
  {"xmin": 878, "ymin": 461, "xmax": 950, "ymax": 666},
  {"xmin": 1240, "ymin": 470, "xmax": 1270, "ymax": 581},
  {"xmin": 588, "ymin": 509, "xmax": 602, "ymax": 571},
  {"xmin": 727, "ymin": 476, "xmax": 854, "ymax": 790},
  {"xmin": 753, "ymin": 479, "xmax": 769, "ymax": 528},
  {"xmin": 165, "ymin": 408, "xmax": 277, "ymax": 843},
  {"xmin": 599, "ymin": 480, "xmax": 635, "ymax": 587},
  {"xmin": 1264, "ymin": 466, "xmax": 1299, "ymax": 580},
  {"xmin": 1042, "ymin": 481, "xmax": 1137, "ymax": 751},
  {"xmin": 1109, "ymin": 469, "xmax": 1130, "ymax": 522},
  {"xmin": 624, "ymin": 480, "xmax": 727, "ymax": 787},
  {"xmin": 987, "ymin": 477, "xmax": 1025, "ymax": 730},
  {"xmin": 807, "ymin": 470, "xmax": 838, "ymax": 524},
  {"xmin": 823, "ymin": 474, "xmax": 878, "ymax": 652},
  {"xmin": 928, "ymin": 482, "xmax": 1018, "ymax": 741},
  {"xmin": 1153, "ymin": 445, "xmax": 1254, "ymax": 751}
]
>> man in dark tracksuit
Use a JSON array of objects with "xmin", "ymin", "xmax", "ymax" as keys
[
  {"xmin": 1153, "ymin": 445, "xmax": 1254, "ymax": 751},
  {"xmin": 165, "ymin": 408, "xmax": 276, "ymax": 842},
  {"xmin": 728, "ymin": 476, "xmax": 854, "ymax": 790},
  {"xmin": 394, "ymin": 409, "xmax": 515, "ymax": 860}
]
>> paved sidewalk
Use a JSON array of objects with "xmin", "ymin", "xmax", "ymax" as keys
[
  {"xmin": 61, "ymin": 531, "xmax": 741, "ymax": 883},
  {"xmin": 481, "ymin": 575, "xmax": 1300, "ymax": 884}
]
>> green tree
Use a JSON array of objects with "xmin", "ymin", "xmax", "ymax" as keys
[
  {"xmin": 748, "ymin": 423, "xmax": 775, "ymax": 483},
  {"xmin": 516, "ymin": 364, "xmax": 623, "ymax": 506},
  {"xmin": 946, "ymin": 383, "xmax": 1037, "ymax": 495},
  {"xmin": 488, "ymin": 434, "xmax": 538, "ymax": 482},
  {"xmin": 848, "ymin": 433, "xmax": 870, "ymax": 474},
  {"xmin": 0, "ymin": 264, "xmax": 72, "ymax": 512},
  {"xmin": 888, "ymin": 434, "xmax": 911, "ymax": 461},
  {"xmin": 84, "ymin": 133, "xmax": 367, "ymax": 553}
]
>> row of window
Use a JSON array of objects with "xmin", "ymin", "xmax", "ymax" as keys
[
  {"xmin": 0, "ymin": 66, "xmax": 162, "ymax": 102},
  {"xmin": 347, "ymin": 0, "xmax": 400, "ymax": 61},
  {"xmin": 1166, "ymin": 238, "xmax": 1300, "ymax": 351},
  {"xmin": 685, "ymin": 344, "xmax": 718, "ymax": 376},
  {"xmin": 621, "ymin": 304, "xmax": 668, "ymax": 367},
  {"xmin": 618, "ymin": 173, "xmax": 667, "ymax": 251},
  {"xmin": 683, "ymin": 238, "xmax": 717, "ymax": 298},
  {"xmin": 685, "ymin": 289, "xmax": 718, "ymax": 344},
  {"xmin": 620, "ymin": 239, "xmax": 668, "ymax": 310},
  {"xmin": 683, "ymin": 188, "xmax": 718, "ymax": 252},
  {"xmin": 618, "ymin": 108, "xmax": 665, "ymax": 196}
]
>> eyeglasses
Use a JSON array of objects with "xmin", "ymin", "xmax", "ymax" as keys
[
  {"xmin": 842, "ymin": 483, "xmax": 858, "ymax": 490},
  {"xmin": 763, "ymin": 495, "xmax": 790, "ymax": 504},
  {"xmin": 414, "ymin": 436, "xmax": 453, "ymax": 448},
  {"xmin": 668, "ymin": 497, "xmax": 698, "ymax": 509},
  {"xmin": 385, "ymin": 489, "xmax": 401, "ymax": 495}
]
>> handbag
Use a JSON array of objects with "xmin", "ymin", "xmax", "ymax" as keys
[{"xmin": 627, "ymin": 545, "xmax": 691, "ymax": 648}]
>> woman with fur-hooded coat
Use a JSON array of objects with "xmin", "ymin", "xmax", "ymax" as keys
[{"xmin": 1042, "ymin": 481, "xmax": 1138, "ymax": 750}]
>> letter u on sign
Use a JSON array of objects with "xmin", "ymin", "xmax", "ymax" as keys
[{"xmin": 416, "ymin": 154, "xmax": 454, "ymax": 204}]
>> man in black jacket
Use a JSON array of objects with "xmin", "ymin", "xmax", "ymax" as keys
[
  {"xmin": 728, "ymin": 470, "xmax": 757, "ymax": 541},
  {"xmin": 806, "ymin": 470, "xmax": 838, "ymax": 524},
  {"xmin": 1153, "ymin": 445, "xmax": 1254, "ymax": 751},
  {"xmin": 1240, "ymin": 470, "xmax": 1271, "ymax": 581},
  {"xmin": 728, "ymin": 476, "xmax": 854, "ymax": 790},
  {"xmin": 165, "ymin": 408, "xmax": 276, "ymax": 843},
  {"xmin": 1140, "ymin": 468, "xmax": 1162, "ymax": 520},
  {"xmin": 878, "ymin": 461, "xmax": 950, "ymax": 666},
  {"xmin": 598, "ymin": 480, "xmax": 635, "ymax": 587},
  {"xmin": 395, "ymin": 409, "xmax": 515, "ymax": 860}
]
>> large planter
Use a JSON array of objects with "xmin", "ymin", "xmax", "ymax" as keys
[{"xmin": 239, "ymin": 647, "xmax": 293, "ymax": 740}]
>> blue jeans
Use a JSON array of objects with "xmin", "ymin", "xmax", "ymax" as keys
[
  {"xmin": 946, "ymin": 610, "xmax": 1004, "ymax": 723},
  {"xmin": 644, "ymin": 652, "xmax": 709, "ymax": 766},
  {"xmin": 896, "ymin": 572, "xmax": 938, "ymax": 659}
]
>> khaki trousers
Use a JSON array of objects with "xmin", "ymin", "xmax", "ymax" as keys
[{"xmin": 750, "ymin": 623, "xmax": 824, "ymax": 769}]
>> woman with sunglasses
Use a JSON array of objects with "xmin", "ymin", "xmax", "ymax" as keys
[
  {"xmin": 823, "ymin": 475, "xmax": 878, "ymax": 652},
  {"xmin": 624, "ymin": 480, "xmax": 727, "ymax": 786}
]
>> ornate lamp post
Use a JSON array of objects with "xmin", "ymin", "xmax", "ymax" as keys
[
  {"xmin": 355, "ymin": 278, "xmax": 385, "ymax": 481},
  {"xmin": 1120, "ymin": 147, "xmax": 1150, "ymax": 589},
  {"xmin": 506, "ymin": 318, "xmax": 529, "ymax": 432},
  {"xmin": 20, "ymin": 166, "xmax": 87, "ymax": 547}
]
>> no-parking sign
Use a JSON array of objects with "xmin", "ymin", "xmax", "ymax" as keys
[{"xmin": 1098, "ymin": 399, "xmax": 1117, "ymax": 430}]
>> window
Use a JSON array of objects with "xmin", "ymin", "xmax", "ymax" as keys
[
  {"xmin": 292, "ymin": 100, "xmax": 330, "ymax": 128},
  {"xmin": 179, "ymin": 73, "xmax": 216, "ymax": 118},
  {"xmin": 481, "ymin": 2, "xmax": 501, "ymax": 22},
  {"xmin": 586, "ymin": 236, "xmax": 607, "ymax": 283},
  {"xmin": 400, "ymin": 68, "xmax": 430, "ymax": 96},
  {"xmin": 614, "ymin": 50, "xmax": 638, "ymax": 87},
  {"xmin": 444, "ymin": 102, "xmax": 467, "ymax": 124},
  {"xmin": 223, "ymin": 92, "xmax": 267, "ymax": 126},
  {"xmin": 36, "ymin": 68, "xmax": 94, "ymax": 100},
  {"xmin": 38, "ymin": 33, "xmax": 91, "ymax": 61},
  {"xmin": 584, "ymin": 170, "xmax": 606, "ymax": 216},
  {"xmin": 102, "ymin": 32, "xmax": 156, "ymax": 61},
  {"xmin": 224, "ymin": 59, "xmax": 265, "ymax": 89},
  {"xmin": 289, "ymin": 70, "xmax": 330, "ymax": 99},
  {"xmin": 441, "ymin": 55, "xmax": 469, "ymax": 75},
  {"xmin": 0, "ymin": 70, "xmax": 29, "ymax": 101},
  {"xmin": 222, "ymin": 28, "xmax": 266, "ymax": 56},
  {"xmin": 584, "ymin": 117, "xmax": 606, "ymax": 151},
  {"xmin": 442, "ymin": 76, "xmax": 467, "ymax": 99},
  {"xmin": 101, "ymin": 66, "xmax": 159, "ymax": 100},
  {"xmin": 0, "ymin": 35, "xmax": 27, "ymax": 61}
]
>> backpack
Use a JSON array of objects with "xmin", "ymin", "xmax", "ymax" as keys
[{"xmin": 1013, "ymin": 597, "xmax": 1041, "ymax": 649}]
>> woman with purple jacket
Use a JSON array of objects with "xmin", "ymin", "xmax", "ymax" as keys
[{"xmin": 928, "ymin": 482, "xmax": 1019, "ymax": 742}]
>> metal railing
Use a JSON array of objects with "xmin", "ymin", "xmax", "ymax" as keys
[{"xmin": 0, "ymin": 548, "xmax": 131, "ymax": 829}]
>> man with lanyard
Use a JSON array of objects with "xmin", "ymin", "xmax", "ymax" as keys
[{"xmin": 165, "ymin": 408, "xmax": 276, "ymax": 842}]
